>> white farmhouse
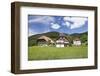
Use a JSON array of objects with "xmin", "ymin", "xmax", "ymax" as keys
[
  {"xmin": 73, "ymin": 38, "xmax": 81, "ymax": 46},
  {"xmin": 56, "ymin": 33, "xmax": 69, "ymax": 47}
]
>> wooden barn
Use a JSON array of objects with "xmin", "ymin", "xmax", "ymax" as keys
[{"xmin": 37, "ymin": 35, "xmax": 54, "ymax": 46}]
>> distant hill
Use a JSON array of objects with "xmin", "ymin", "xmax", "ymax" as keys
[
  {"xmin": 71, "ymin": 32, "xmax": 88, "ymax": 37},
  {"xmin": 28, "ymin": 31, "xmax": 88, "ymax": 46}
]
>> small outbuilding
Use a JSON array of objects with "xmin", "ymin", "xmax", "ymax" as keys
[{"xmin": 73, "ymin": 38, "xmax": 81, "ymax": 46}]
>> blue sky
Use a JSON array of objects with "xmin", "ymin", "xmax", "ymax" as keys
[{"xmin": 28, "ymin": 15, "xmax": 88, "ymax": 36}]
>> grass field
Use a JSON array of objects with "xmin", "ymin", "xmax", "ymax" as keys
[{"xmin": 28, "ymin": 46, "xmax": 88, "ymax": 61}]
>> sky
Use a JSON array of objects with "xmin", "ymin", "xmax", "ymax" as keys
[{"xmin": 28, "ymin": 15, "xmax": 88, "ymax": 36}]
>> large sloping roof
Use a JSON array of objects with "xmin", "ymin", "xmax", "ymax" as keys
[{"xmin": 38, "ymin": 35, "xmax": 54, "ymax": 43}]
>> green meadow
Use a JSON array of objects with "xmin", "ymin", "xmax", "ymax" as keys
[{"xmin": 28, "ymin": 46, "xmax": 88, "ymax": 60}]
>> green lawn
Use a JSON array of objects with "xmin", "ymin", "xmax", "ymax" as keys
[{"xmin": 28, "ymin": 46, "xmax": 88, "ymax": 60}]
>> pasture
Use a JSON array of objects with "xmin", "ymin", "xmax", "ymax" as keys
[{"xmin": 28, "ymin": 46, "xmax": 88, "ymax": 60}]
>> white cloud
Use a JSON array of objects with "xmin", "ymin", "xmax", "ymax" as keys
[
  {"xmin": 28, "ymin": 16, "xmax": 55, "ymax": 25},
  {"xmin": 51, "ymin": 23, "xmax": 61, "ymax": 29},
  {"xmin": 63, "ymin": 17, "xmax": 88, "ymax": 29},
  {"xmin": 65, "ymin": 22, "xmax": 71, "ymax": 27}
]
